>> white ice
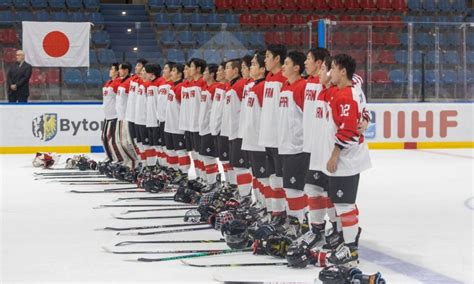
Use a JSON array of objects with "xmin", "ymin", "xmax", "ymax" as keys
[{"xmin": 1, "ymin": 149, "xmax": 473, "ymax": 283}]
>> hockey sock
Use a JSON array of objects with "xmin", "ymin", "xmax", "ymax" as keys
[
  {"xmin": 269, "ymin": 174, "xmax": 286, "ymax": 215},
  {"xmin": 305, "ymin": 183, "xmax": 327, "ymax": 225},
  {"xmin": 222, "ymin": 161, "xmax": 232, "ymax": 183},
  {"xmin": 145, "ymin": 147, "xmax": 157, "ymax": 167},
  {"xmin": 235, "ymin": 167, "xmax": 252, "ymax": 197},
  {"xmin": 284, "ymin": 188, "xmax": 307, "ymax": 223},
  {"xmin": 202, "ymin": 156, "xmax": 218, "ymax": 184},
  {"xmin": 252, "ymin": 178, "xmax": 265, "ymax": 206},
  {"xmin": 227, "ymin": 166, "xmax": 236, "ymax": 186},
  {"xmin": 190, "ymin": 151, "xmax": 202, "ymax": 180},
  {"xmin": 260, "ymin": 177, "xmax": 272, "ymax": 211},
  {"xmin": 334, "ymin": 203, "xmax": 359, "ymax": 245},
  {"xmin": 166, "ymin": 150, "xmax": 179, "ymax": 170},
  {"xmin": 177, "ymin": 150, "xmax": 191, "ymax": 174}
]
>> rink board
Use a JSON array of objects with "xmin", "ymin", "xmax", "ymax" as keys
[{"xmin": 0, "ymin": 102, "xmax": 472, "ymax": 153}]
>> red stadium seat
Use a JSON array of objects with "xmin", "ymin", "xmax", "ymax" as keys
[
  {"xmin": 0, "ymin": 29, "xmax": 18, "ymax": 44},
  {"xmin": 376, "ymin": 0, "xmax": 393, "ymax": 11},
  {"xmin": 356, "ymin": 70, "xmax": 366, "ymax": 81},
  {"xmin": 265, "ymin": 32, "xmax": 276, "ymax": 44},
  {"xmin": 273, "ymin": 14, "xmax": 290, "ymax": 26},
  {"xmin": 232, "ymin": 0, "xmax": 248, "ymax": 10},
  {"xmin": 264, "ymin": 0, "xmax": 281, "ymax": 10},
  {"xmin": 359, "ymin": 0, "xmax": 377, "ymax": 10},
  {"xmin": 324, "ymin": 15, "xmax": 338, "ymax": 21},
  {"xmin": 297, "ymin": 0, "xmax": 313, "ymax": 10},
  {"xmin": 354, "ymin": 15, "xmax": 371, "ymax": 22},
  {"xmin": 339, "ymin": 15, "xmax": 353, "ymax": 22},
  {"xmin": 46, "ymin": 68, "xmax": 60, "ymax": 85},
  {"xmin": 384, "ymin": 32, "xmax": 400, "ymax": 45},
  {"xmin": 0, "ymin": 70, "xmax": 4, "ymax": 84},
  {"xmin": 3, "ymin": 47, "xmax": 17, "ymax": 63},
  {"xmin": 378, "ymin": 50, "xmax": 396, "ymax": 64},
  {"xmin": 388, "ymin": 15, "xmax": 403, "ymax": 28},
  {"xmin": 306, "ymin": 14, "xmax": 319, "ymax": 23},
  {"xmin": 372, "ymin": 69, "xmax": 391, "ymax": 83},
  {"xmin": 314, "ymin": 0, "xmax": 330, "ymax": 10},
  {"xmin": 240, "ymin": 14, "xmax": 254, "ymax": 26},
  {"xmin": 29, "ymin": 68, "xmax": 43, "ymax": 86},
  {"xmin": 392, "ymin": 0, "xmax": 407, "ymax": 11},
  {"xmin": 291, "ymin": 32, "xmax": 304, "ymax": 45},
  {"xmin": 247, "ymin": 0, "xmax": 265, "ymax": 10},
  {"xmin": 290, "ymin": 14, "xmax": 305, "ymax": 26},
  {"xmin": 281, "ymin": 0, "xmax": 298, "ymax": 10},
  {"xmin": 256, "ymin": 14, "xmax": 273, "ymax": 27},
  {"xmin": 345, "ymin": 0, "xmax": 361, "ymax": 11},
  {"xmin": 372, "ymin": 15, "xmax": 387, "ymax": 27},
  {"xmin": 349, "ymin": 31, "xmax": 368, "ymax": 46},
  {"xmin": 328, "ymin": 0, "xmax": 345, "ymax": 10},
  {"xmin": 215, "ymin": 0, "xmax": 232, "ymax": 10},
  {"xmin": 331, "ymin": 32, "xmax": 349, "ymax": 46},
  {"xmin": 372, "ymin": 32, "xmax": 385, "ymax": 45}
]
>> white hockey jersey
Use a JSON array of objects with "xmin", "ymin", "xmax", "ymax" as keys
[
  {"xmin": 198, "ymin": 82, "xmax": 219, "ymax": 136},
  {"xmin": 178, "ymin": 80, "xmax": 191, "ymax": 131},
  {"xmin": 157, "ymin": 80, "xmax": 172, "ymax": 123},
  {"xmin": 165, "ymin": 80, "xmax": 186, "ymax": 134},
  {"xmin": 188, "ymin": 78, "xmax": 207, "ymax": 132},
  {"xmin": 145, "ymin": 77, "xmax": 163, "ymax": 128},
  {"xmin": 241, "ymin": 78, "xmax": 265, "ymax": 152},
  {"xmin": 102, "ymin": 77, "xmax": 120, "ymax": 120},
  {"xmin": 134, "ymin": 80, "xmax": 147, "ymax": 126},
  {"xmin": 209, "ymin": 83, "xmax": 228, "ymax": 136},
  {"xmin": 302, "ymin": 76, "xmax": 323, "ymax": 153},
  {"xmin": 220, "ymin": 77, "xmax": 246, "ymax": 140},
  {"xmin": 125, "ymin": 75, "xmax": 139, "ymax": 122},
  {"xmin": 115, "ymin": 75, "xmax": 132, "ymax": 121}
]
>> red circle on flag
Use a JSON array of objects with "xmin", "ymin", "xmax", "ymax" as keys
[{"xmin": 42, "ymin": 31, "xmax": 70, "ymax": 58}]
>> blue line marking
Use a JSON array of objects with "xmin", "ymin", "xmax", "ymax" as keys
[
  {"xmin": 360, "ymin": 245, "xmax": 463, "ymax": 283},
  {"xmin": 90, "ymin": 146, "xmax": 104, "ymax": 153}
]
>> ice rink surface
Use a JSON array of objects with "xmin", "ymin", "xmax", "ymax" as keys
[{"xmin": 1, "ymin": 149, "xmax": 473, "ymax": 284}]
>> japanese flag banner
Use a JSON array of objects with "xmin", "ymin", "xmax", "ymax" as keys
[{"xmin": 22, "ymin": 21, "xmax": 90, "ymax": 67}]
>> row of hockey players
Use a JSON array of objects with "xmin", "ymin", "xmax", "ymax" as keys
[{"xmin": 100, "ymin": 45, "xmax": 371, "ymax": 269}]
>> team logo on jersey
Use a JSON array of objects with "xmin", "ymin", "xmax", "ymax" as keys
[
  {"xmin": 32, "ymin": 113, "xmax": 58, "ymax": 142},
  {"xmin": 259, "ymin": 167, "xmax": 265, "ymax": 173},
  {"xmin": 290, "ymin": 177, "xmax": 296, "ymax": 184},
  {"xmin": 336, "ymin": 190, "xmax": 344, "ymax": 198},
  {"xmin": 206, "ymin": 147, "xmax": 211, "ymax": 153},
  {"xmin": 239, "ymin": 158, "xmax": 244, "ymax": 165},
  {"xmin": 313, "ymin": 172, "xmax": 320, "ymax": 180}
]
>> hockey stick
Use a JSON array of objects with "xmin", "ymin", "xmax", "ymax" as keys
[
  {"xmin": 116, "ymin": 225, "xmax": 212, "ymax": 236},
  {"xmin": 114, "ymin": 239, "xmax": 225, "ymax": 247},
  {"xmin": 135, "ymin": 248, "xmax": 251, "ymax": 262},
  {"xmin": 100, "ymin": 222, "xmax": 206, "ymax": 231}
]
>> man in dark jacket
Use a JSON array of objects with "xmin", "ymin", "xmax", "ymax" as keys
[{"xmin": 7, "ymin": 50, "xmax": 32, "ymax": 103}]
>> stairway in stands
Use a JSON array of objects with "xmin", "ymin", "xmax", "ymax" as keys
[{"xmin": 100, "ymin": 4, "xmax": 162, "ymax": 64}]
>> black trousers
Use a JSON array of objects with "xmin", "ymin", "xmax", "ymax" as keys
[{"xmin": 8, "ymin": 93, "xmax": 28, "ymax": 103}]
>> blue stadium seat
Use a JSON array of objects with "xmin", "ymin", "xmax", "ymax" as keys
[
  {"xmin": 85, "ymin": 68, "xmax": 102, "ymax": 86},
  {"xmin": 14, "ymin": 0, "xmax": 30, "ymax": 9},
  {"xmin": 249, "ymin": 32, "xmax": 265, "ymax": 47},
  {"xmin": 438, "ymin": 0, "xmax": 452, "ymax": 12},
  {"xmin": 64, "ymin": 69, "xmax": 83, "ymax": 86},
  {"xmin": 48, "ymin": 0, "xmax": 66, "ymax": 9},
  {"xmin": 426, "ymin": 50, "xmax": 438, "ymax": 64},
  {"xmin": 160, "ymin": 31, "xmax": 177, "ymax": 45},
  {"xmin": 399, "ymin": 33, "xmax": 409, "ymax": 46},
  {"xmin": 167, "ymin": 49, "xmax": 185, "ymax": 63},
  {"xmin": 422, "ymin": 0, "xmax": 436, "ymax": 12},
  {"xmin": 196, "ymin": 31, "xmax": 212, "ymax": 45},
  {"xmin": 177, "ymin": 31, "xmax": 195, "ymax": 46},
  {"xmin": 234, "ymin": 32, "xmax": 249, "ymax": 46},
  {"xmin": 90, "ymin": 50, "xmax": 98, "ymax": 64},
  {"xmin": 165, "ymin": 0, "xmax": 182, "ymax": 10},
  {"xmin": 16, "ymin": 11, "xmax": 35, "ymax": 21},
  {"xmin": 412, "ymin": 69, "xmax": 422, "ymax": 84},
  {"xmin": 35, "ymin": 11, "xmax": 51, "ymax": 21},
  {"xmin": 413, "ymin": 50, "xmax": 423, "ymax": 65},
  {"xmin": 66, "ymin": 0, "xmax": 83, "ymax": 9},
  {"xmin": 443, "ymin": 51, "xmax": 459, "ymax": 65},
  {"xmin": 223, "ymin": 50, "xmax": 239, "ymax": 60},
  {"xmin": 389, "ymin": 69, "xmax": 406, "ymax": 84},
  {"xmin": 52, "ymin": 12, "xmax": 68, "ymax": 22},
  {"xmin": 418, "ymin": 15, "xmax": 432, "ymax": 28},
  {"xmin": 459, "ymin": 70, "xmax": 473, "ymax": 83},
  {"xmin": 450, "ymin": 15, "xmax": 463, "ymax": 22},
  {"xmin": 394, "ymin": 50, "xmax": 407, "ymax": 64},
  {"xmin": 442, "ymin": 70, "xmax": 458, "ymax": 84},
  {"xmin": 182, "ymin": 0, "xmax": 199, "ymax": 9},
  {"xmin": 467, "ymin": 32, "xmax": 474, "ymax": 47},
  {"xmin": 84, "ymin": 0, "xmax": 100, "ymax": 10},
  {"xmin": 207, "ymin": 13, "xmax": 221, "ymax": 29},
  {"xmin": 407, "ymin": 0, "xmax": 422, "ymax": 12},
  {"xmin": 453, "ymin": 0, "xmax": 466, "ymax": 12},
  {"xmin": 71, "ymin": 11, "xmax": 85, "ymax": 22},
  {"xmin": 187, "ymin": 48, "xmax": 203, "ymax": 60},
  {"xmin": 172, "ymin": 13, "xmax": 191, "ymax": 28},
  {"xmin": 149, "ymin": 0, "xmax": 165, "ymax": 9},
  {"xmin": 31, "ymin": 0, "xmax": 48, "ymax": 9},
  {"xmin": 0, "ymin": 0, "xmax": 12, "ymax": 9},
  {"xmin": 90, "ymin": 12, "xmax": 104, "ymax": 25},
  {"xmin": 225, "ymin": 13, "xmax": 239, "ymax": 29},
  {"xmin": 92, "ymin": 31, "xmax": 110, "ymax": 46},
  {"xmin": 435, "ymin": 16, "xmax": 450, "ymax": 23},
  {"xmin": 190, "ymin": 13, "xmax": 206, "ymax": 29},
  {"xmin": 212, "ymin": 32, "xmax": 228, "ymax": 46},
  {"xmin": 466, "ymin": 51, "xmax": 474, "ymax": 64},
  {"xmin": 102, "ymin": 69, "xmax": 110, "ymax": 82},
  {"xmin": 415, "ymin": 33, "xmax": 433, "ymax": 47},
  {"xmin": 203, "ymin": 49, "xmax": 221, "ymax": 64},
  {"xmin": 199, "ymin": 0, "xmax": 214, "ymax": 11},
  {"xmin": 447, "ymin": 33, "xmax": 461, "ymax": 47},
  {"xmin": 402, "ymin": 15, "xmax": 416, "ymax": 23},
  {"xmin": 0, "ymin": 11, "xmax": 15, "ymax": 23},
  {"xmin": 155, "ymin": 13, "xmax": 172, "ymax": 27},
  {"xmin": 425, "ymin": 70, "xmax": 437, "ymax": 84},
  {"xmin": 97, "ymin": 49, "xmax": 116, "ymax": 64}
]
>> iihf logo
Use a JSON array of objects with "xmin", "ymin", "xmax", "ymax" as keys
[
  {"xmin": 336, "ymin": 190, "xmax": 344, "ymax": 198},
  {"xmin": 32, "ymin": 113, "xmax": 58, "ymax": 142}
]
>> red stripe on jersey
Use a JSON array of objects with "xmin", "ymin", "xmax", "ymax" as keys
[
  {"xmin": 167, "ymin": 155, "xmax": 179, "ymax": 165},
  {"xmin": 307, "ymin": 196, "xmax": 327, "ymax": 210},
  {"xmin": 236, "ymin": 173, "xmax": 253, "ymax": 185},
  {"xmin": 326, "ymin": 197, "xmax": 335, "ymax": 208},
  {"xmin": 287, "ymin": 195, "xmax": 307, "ymax": 210},
  {"xmin": 205, "ymin": 163, "xmax": 219, "ymax": 174},
  {"xmin": 223, "ymin": 162, "xmax": 233, "ymax": 171},
  {"xmin": 263, "ymin": 185, "xmax": 272, "ymax": 198}
]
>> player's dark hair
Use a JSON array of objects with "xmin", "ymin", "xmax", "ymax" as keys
[
  {"xmin": 145, "ymin": 63, "xmax": 162, "ymax": 77},
  {"xmin": 332, "ymin": 53, "xmax": 356, "ymax": 80},
  {"xmin": 308, "ymin": 47, "xmax": 330, "ymax": 62},
  {"xmin": 287, "ymin": 50, "xmax": 306, "ymax": 75},
  {"xmin": 227, "ymin": 58, "xmax": 242, "ymax": 77},
  {"xmin": 241, "ymin": 54, "xmax": 253, "ymax": 68},
  {"xmin": 174, "ymin": 63, "xmax": 185, "ymax": 75},
  {"xmin": 111, "ymin": 63, "xmax": 119, "ymax": 72},
  {"xmin": 189, "ymin": 58, "xmax": 207, "ymax": 74},
  {"xmin": 323, "ymin": 56, "xmax": 332, "ymax": 71},
  {"xmin": 136, "ymin": 58, "xmax": 148, "ymax": 66},
  {"xmin": 165, "ymin": 61, "xmax": 177, "ymax": 70},
  {"xmin": 266, "ymin": 44, "xmax": 287, "ymax": 65},
  {"xmin": 207, "ymin": 63, "xmax": 218, "ymax": 81},
  {"xmin": 254, "ymin": 50, "xmax": 268, "ymax": 77},
  {"xmin": 119, "ymin": 62, "xmax": 132, "ymax": 73},
  {"xmin": 219, "ymin": 61, "xmax": 226, "ymax": 69}
]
